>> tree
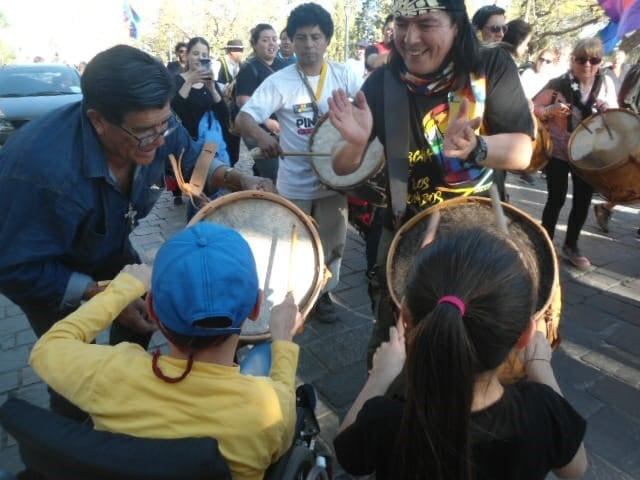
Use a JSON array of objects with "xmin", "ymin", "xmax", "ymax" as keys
[
  {"xmin": 0, "ymin": 9, "xmax": 15, "ymax": 65},
  {"xmin": 508, "ymin": 0, "xmax": 607, "ymax": 55}
]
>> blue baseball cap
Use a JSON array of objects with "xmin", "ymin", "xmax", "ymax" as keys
[{"xmin": 151, "ymin": 223, "xmax": 259, "ymax": 337}]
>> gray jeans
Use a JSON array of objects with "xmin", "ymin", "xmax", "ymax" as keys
[{"xmin": 289, "ymin": 194, "xmax": 348, "ymax": 293}]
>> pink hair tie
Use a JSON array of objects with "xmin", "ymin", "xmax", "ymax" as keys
[{"xmin": 437, "ymin": 296, "xmax": 466, "ymax": 316}]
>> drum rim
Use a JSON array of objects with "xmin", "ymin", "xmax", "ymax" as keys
[
  {"xmin": 188, "ymin": 191, "xmax": 326, "ymax": 337},
  {"xmin": 568, "ymin": 108, "xmax": 640, "ymax": 172},
  {"xmin": 309, "ymin": 113, "xmax": 386, "ymax": 190},
  {"xmin": 385, "ymin": 196, "xmax": 559, "ymax": 321}
]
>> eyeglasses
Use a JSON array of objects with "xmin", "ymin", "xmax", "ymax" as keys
[
  {"xmin": 115, "ymin": 114, "xmax": 179, "ymax": 149},
  {"xmin": 488, "ymin": 24, "xmax": 508, "ymax": 34},
  {"xmin": 538, "ymin": 57, "xmax": 553, "ymax": 64},
  {"xmin": 574, "ymin": 56, "xmax": 602, "ymax": 66}
]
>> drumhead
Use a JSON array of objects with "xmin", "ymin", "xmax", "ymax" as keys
[
  {"xmin": 188, "ymin": 191, "xmax": 325, "ymax": 341},
  {"xmin": 386, "ymin": 197, "xmax": 558, "ymax": 324},
  {"xmin": 569, "ymin": 109, "xmax": 640, "ymax": 171},
  {"xmin": 310, "ymin": 114, "xmax": 385, "ymax": 190}
]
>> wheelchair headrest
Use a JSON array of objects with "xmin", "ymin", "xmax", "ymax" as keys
[{"xmin": 0, "ymin": 398, "xmax": 231, "ymax": 480}]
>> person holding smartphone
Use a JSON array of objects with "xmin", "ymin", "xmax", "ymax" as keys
[{"xmin": 172, "ymin": 37, "xmax": 234, "ymax": 177}]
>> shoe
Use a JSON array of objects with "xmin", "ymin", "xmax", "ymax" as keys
[
  {"xmin": 173, "ymin": 196, "xmax": 183, "ymax": 206},
  {"xmin": 311, "ymin": 293, "xmax": 338, "ymax": 323},
  {"xmin": 592, "ymin": 204, "xmax": 610, "ymax": 233},
  {"xmin": 519, "ymin": 174, "xmax": 535, "ymax": 185},
  {"xmin": 562, "ymin": 245, "xmax": 591, "ymax": 270}
]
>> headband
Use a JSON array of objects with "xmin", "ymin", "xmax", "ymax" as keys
[
  {"xmin": 437, "ymin": 295, "xmax": 467, "ymax": 316},
  {"xmin": 392, "ymin": 0, "xmax": 465, "ymax": 17}
]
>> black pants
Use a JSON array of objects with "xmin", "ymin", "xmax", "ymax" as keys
[{"xmin": 542, "ymin": 157, "xmax": 593, "ymax": 248}]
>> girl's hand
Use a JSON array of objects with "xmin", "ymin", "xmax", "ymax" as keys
[{"xmin": 370, "ymin": 321, "xmax": 406, "ymax": 382}]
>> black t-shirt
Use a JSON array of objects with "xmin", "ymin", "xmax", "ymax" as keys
[
  {"xmin": 334, "ymin": 381, "xmax": 586, "ymax": 480},
  {"xmin": 235, "ymin": 57, "xmax": 286, "ymax": 98},
  {"xmin": 361, "ymin": 47, "xmax": 534, "ymax": 226},
  {"xmin": 171, "ymin": 75, "xmax": 230, "ymax": 140}
]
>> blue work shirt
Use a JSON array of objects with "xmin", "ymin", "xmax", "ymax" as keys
[{"xmin": 0, "ymin": 101, "xmax": 225, "ymax": 310}]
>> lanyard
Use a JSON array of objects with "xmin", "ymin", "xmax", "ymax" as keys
[{"xmin": 297, "ymin": 62, "xmax": 328, "ymax": 122}]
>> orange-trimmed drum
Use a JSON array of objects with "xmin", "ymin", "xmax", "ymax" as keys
[
  {"xmin": 569, "ymin": 108, "xmax": 640, "ymax": 203},
  {"xmin": 188, "ymin": 191, "xmax": 325, "ymax": 343},
  {"xmin": 310, "ymin": 114, "xmax": 387, "ymax": 207},
  {"xmin": 386, "ymin": 196, "xmax": 561, "ymax": 382},
  {"xmin": 524, "ymin": 117, "xmax": 553, "ymax": 174}
]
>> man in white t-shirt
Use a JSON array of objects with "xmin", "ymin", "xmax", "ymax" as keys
[
  {"xmin": 237, "ymin": 2, "xmax": 360, "ymax": 323},
  {"xmin": 345, "ymin": 40, "xmax": 368, "ymax": 85}
]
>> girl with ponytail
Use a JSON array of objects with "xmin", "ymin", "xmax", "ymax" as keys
[{"xmin": 334, "ymin": 227, "xmax": 587, "ymax": 479}]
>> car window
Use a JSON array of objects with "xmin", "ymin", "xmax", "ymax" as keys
[{"xmin": 0, "ymin": 67, "xmax": 81, "ymax": 97}]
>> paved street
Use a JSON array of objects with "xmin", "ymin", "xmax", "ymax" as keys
[{"xmin": 1, "ymin": 173, "xmax": 639, "ymax": 478}]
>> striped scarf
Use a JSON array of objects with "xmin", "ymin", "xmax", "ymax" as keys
[{"xmin": 399, "ymin": 60, "xmax": 456, "ymax": 95}]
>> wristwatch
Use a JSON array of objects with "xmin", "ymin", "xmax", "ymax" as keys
[{"xmin": 467, "ymin": 135, "xmax": 488, "ymax": 166}]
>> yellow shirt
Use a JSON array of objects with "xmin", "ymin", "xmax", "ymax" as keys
[{"xmin": 30, "ymin": 273, "xmax": 299, "ymax": 480}]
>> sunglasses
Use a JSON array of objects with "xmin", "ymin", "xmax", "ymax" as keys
[
  {"xmin": 538, "ymin": 57, "xmax": 553, "ymax": 64},
  {"xmin": 574, "ymin": 56, "xmax": 602, "ymax": 65},
  {"xmin": 488, "ymin": 24, "xmax": 508, "ymax": 34}
]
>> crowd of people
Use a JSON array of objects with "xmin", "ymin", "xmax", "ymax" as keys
[{"xmin": 4, "ymin": 0, "xmax": 640, "ymax": 477}]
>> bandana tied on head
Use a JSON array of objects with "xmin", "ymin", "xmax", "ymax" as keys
[{"xmin": 392, "ymin": 0, "xmax": 465, "ymax": 16}]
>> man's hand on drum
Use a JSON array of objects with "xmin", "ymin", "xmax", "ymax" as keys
[
  {"xmin": 443, "ymin": 98, "xmax": 482, "ymax": 160},
  {"xmin": 240, "ymin": 174, "xmax": 276, "ymax": 193},
  {"xmin": 269, "ymin": 292, "xmax": 303, "ymax": 341},
  {"xmin": 328, "ymin": 89, "xmax": 372, "ymax": 147},
  {"xmin": 257, "ymin": 133, "xmax": 283, "ymax": 159},
  {"xmin": 117, "ymin": 264, "xmax": 157, "ymax": 334}
]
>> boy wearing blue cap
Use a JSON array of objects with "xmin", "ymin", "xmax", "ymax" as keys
[{"xmin": 30, "ymin": 223, "xmax": 302, "ymax": 480}]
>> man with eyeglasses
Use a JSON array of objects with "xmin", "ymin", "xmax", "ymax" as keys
[
  {"xmin": 472, "ymin": 5, "xmax": 507, "ymax": 43},
  {"xmin": 0, "ymin": 44, "xmax": 272, "ymax": 423},
  {"xmin": 166, "ymin": 42, "xmax": 188, "ymax": 75}
]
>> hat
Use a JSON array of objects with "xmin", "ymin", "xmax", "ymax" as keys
[
  {"xmin": 356, "ymin": 40, "xmax": 369, "ymax": 48},
  {"xmin": 392, "ymin": 0, "xmax": 465, "ymax": 16},
  {"xmin": 471, "ymin": 5, "xmax": 506, "ymax": 28},
  {"xmin": 224, "ymin": 39, "xmax": 244, "ymax": 50},
  {"xmin": 152, "ymin": 223, "xmax": 259, "ymax": 337}
]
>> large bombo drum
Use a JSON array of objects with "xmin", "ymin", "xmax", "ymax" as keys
[
  {"xmin": 569, "ymin": 109, "xmax": 640, "ymax": 203},
  {"xmin": 310, "ymin": 115, "xmax": 387, "ymax": 206},
  {"xmin": 386, "ymin": 197, "xmax": 561, "ymax": 382},
  {"xmin": 188, "ymin": 191, "xmax": 325, "ymax": 343}
]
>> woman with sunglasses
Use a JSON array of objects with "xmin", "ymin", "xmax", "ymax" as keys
[
  {"xmin": 521, "ymin": 49, "xmax": 556, "ymax": 100},
  {"xmin": 533, "ymin": 37, "xmax": 617, "ymax": 270}
]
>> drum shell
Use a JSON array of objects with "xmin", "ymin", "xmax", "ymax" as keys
[
  {"xmin": 188, "ymin": 191, "xmax": 325, "ymax": 343},
  {"xmin": 523, "ymin": 117, "xmax": 553, "ymax": 174},
  {"xmin": 309, "ymin": 114, "xmax": 386, "ymax": 202},
  {"xmin": 386, "ymin": 197, "xmax": 561, "ymax": 382},
  {"xmin": 568, "ymin": 108, "xmax": 640, "ymax": 203}
]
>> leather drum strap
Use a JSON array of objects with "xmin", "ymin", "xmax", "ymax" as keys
[
  {"xmin": 383, "ymin": 68, "xmax": 410, "ymax": 230},
  {"xmin": 189, "ymin": 142, "xmax": 217, "ymax": 197}
]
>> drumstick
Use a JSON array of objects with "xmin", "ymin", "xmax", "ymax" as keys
[
  {"xmin": 287, "ymin": 224, "xmax": 299, "ymax": 294},
  {"xmin": 420, "ymin": 210, "xmax": 441, "ymax": 248},
  {"xmin": 598, "ymin": 109, "xmax": 613, "ymax": 140},
  {"xmin": 489, "ymin": 184, "xmax": 509, "ymax": 235},
  {"xmin": 281, "ymin": 151, "xmax": 332, "ymax": 157}
]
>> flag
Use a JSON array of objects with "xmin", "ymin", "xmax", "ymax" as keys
[
  {"xmin": 597, "ymin": 0, "xmax": 640, "ymax": 53},
  {"xmin": 123, "ymin": 1, "xmax": 141, "ymax": 40}
]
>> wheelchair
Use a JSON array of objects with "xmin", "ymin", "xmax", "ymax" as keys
[{"xmin": 0, "ymin": 384, "xmax": 330, "ymax": 480}]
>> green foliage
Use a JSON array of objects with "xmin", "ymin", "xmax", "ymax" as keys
[{"xmin": 508, "ymin": 0, "xmax": 607, "ymax": 56}]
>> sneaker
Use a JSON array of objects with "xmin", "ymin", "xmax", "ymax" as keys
[
  {"xmin": 562, "ymin": 245, "xmax": 591, "ymax": 270},
  {"xmin": 592, "ymin": 204, "xmax": 611, "ymax": 233},
  {"xmin": 519, "ymin": 174, "xmax": 535, "ymax": 185},
  {"xmin": 311, "ymin": 293, "xmax": 338, "ymax": 324}
]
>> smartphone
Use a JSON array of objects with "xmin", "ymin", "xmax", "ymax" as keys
[{"xmin": 200, "ymin": 58, "xmax": 211, "ymax": 70}]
